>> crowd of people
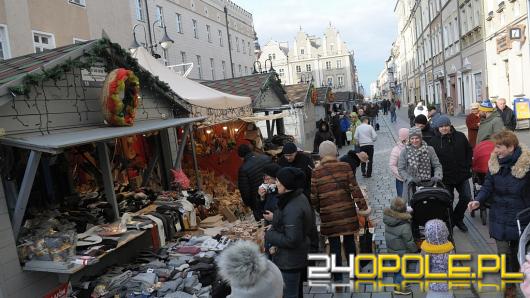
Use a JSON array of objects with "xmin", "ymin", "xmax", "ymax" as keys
[{"xmin": 219, "ymin": 97, "xmax": 530, "ymax": 298}]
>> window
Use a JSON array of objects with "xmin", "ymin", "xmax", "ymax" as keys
[
  {"xmin": 248, "ymin": 42, "xmax": 251, "ymax": 56},
  {"xmin": 176, "ymin": 14, "xmax": 183, "ymax": 33},
  {"xmin": 0, "ymin": 26, "xmax": 10, "ymax": 60},
  {"xmin": 192, "ymin": 19, "xmax": 198, "ymax": 39},
  {"xmin": 296, "ymin": 65, "xmax": 301, "ymax": 73},
  {"xmin": 238, "ymin": 64, "xmax": 242, "ymax": 76},
  {"xmin": 474, "ymin": 72, "xmax": 482, "ymax": 101},
  {"xmin": 156, "ymin": 6, "xmax": 164, "ymax": 26},
  {"xmin": 218, "ymin": 30, "xmax": 223, "ymax": 46},
  {"xmin": 338, "ymin": 76, "xmax": 344, "ymax": 86},
  {"xmin": 325, "ymin": 61, "xmax": 331, "ymax": 70},
  {"xmin": 210, "ymin": 58, "xmax": 215, "ymax": 80},
  {"xmin": 300, "ymin": 48, "xmax": 305, "ymax": 55},
  {"xmin": 196, "ymin": 55, "xmax": 202, "ymax": 79},
  {"xmin": 306, "ymin": 64, "xmax": 311, "ymax": 71},
  {"xmin": 69, "ymin": 0, "xmax": 86, "ymax": 6},
  {"xmin": 272, "ymin": 53, "xmax": 276, "ymax": 59},
  {"xmin": 236, "ymin": 37, "xmax": 239, "ymax": 52},
  {"xmin": 268, "ymin": 54, "xmax": 272, "ymax": 60},
  {"xmin": 461, "ymin": 9, "xmax": 467, "ymax": 32},
  {"xmin": 327, "ymin": 76, "xmax": 333, "ymax": 86},
  {"xmin": 33, "ymin": 31, "xmax": 55, "ymax": 53},
  {"xmin": 181, "ymin": 51, "xmax": 186, "ymax": 73},
  {"xmin": 468, "ymin": 4, "xmax": 473, "ymax": 30},
  {"xmin": 135, "ymin": 0, "xmax": 144, "ymax": 21},
  {"xmin": 330, "ymin": 44, "xmax": 334, "ymax": 53},
  {"xmin": 242, "ymin": 39, "xmax": 245, "ymax": 54},
  {"xmin": 222, "ymin": 61, "xmax": 227, "ymax": 79},
  {"xmin": 245, "ymin": 66, "xmax": 248, "ymax": 75},
  {"xmin": 336, "ymin": 60, "xmax": 342, "ymax": 68},
  {"xmin": 279, "ymin": 68, "xmax": 284, "ymax": 77},
  {"xmin": 206, "ymin": 25, "xmax": 211, "ymax": 42}
]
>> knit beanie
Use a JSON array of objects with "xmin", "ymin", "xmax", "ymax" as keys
[
  {"xmin": 238, "ymin": 144, "xmax": 252, "ymax": 158},
  {"xmin": 409, "ymin": 127, "xmax": 423, "ymax": 139},
  {"xmin": 424, "ymin": 219, "xmax": 450, "ymax": 245},
  {"xmin": 276, "ymin": 167, "xmax": 305, "ymax": 191},
  {"xmin": 319, "ymin": 140, "xmax": 337, "ymax": 158},
  {"xmin": 390, "ymin": 197, "xmax": 407, "ymax": 213},
  {"xmin": 398, "ymin": 128, "xmax": 409, "ymax": 143},
  {"xmin": 281, "ymin": 142, "xmax": 297, "ymax": 154},
  {"xmin": 414, "ymin": 114, "xmax": 428, "ymax": 125},
  {"xmin": 217, "ymin": 240, "xmax": 284, "ymax": 298},
  {"xmin": 263, "ymin": 164, "xmax": 281, "ymax": 178},
  {"xmin": 434, "ymin": 115, "xmax": 451, "ymax": 128},
  {"xmin": 479, "ymin": 99, "xmax": 495, "ymax": 112}
]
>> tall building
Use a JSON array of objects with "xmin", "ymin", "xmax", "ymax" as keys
[
  {"xmin": 257, "ymin": 24, "xmax": 359, "ymax": 94},
  {"xmin": 0, "ymin": 0, "xmax": 256, "ymax": 80},
  {"xmin": 484, "ymin": 0, "xmax": 529, "ymax": 105}
]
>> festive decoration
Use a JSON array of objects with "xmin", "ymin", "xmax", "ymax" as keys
[
  {"xmin": 101, "ymin": 68, "xmax": 140, "ymax": 126},
  {"xmin": 311, "ymin": 87, "xmax": 318, "ymax": 105}
]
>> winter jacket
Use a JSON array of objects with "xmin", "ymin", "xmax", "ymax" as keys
[
  {"xmin": 429, "ymin": 127, "xmax": 472, "ymax": 185},
  {"xmin": 475, "ymin": 147, "xmax": 530, "ymax": 241},
  {"xmin": 265, "ymin": 188, "xmax": 314, "ymax": 270},
  {"xmin": 238, "ymin": 153, "xmax": 272, "ymax": 208},
  {"xmin": 389, "ymin": 143, "xmax": 406, "ymax": 181},
  {"xmin": 389, "ymin": 103, "xmax": 396, "ymax": 112},
  {"xmin": 340, "ymin": 150, "xmax": 361, "ymax": 178},
  {"xmin": 340, "ymin": 117, "xmax": 351, "ymax": 133},
  {"xmin": 353, "ymin": 123, "xmax": 377, "ymax": 147},
  {"xmin": 311, "ymin": 156, "xmax": 371, "ymax": 237},
  {"xmin": 498, "ymin": 106, "xmax": 517, "ymax": 131},
  {"xmin": 472, "ymin": 140, "xmax": 495, "ymax": 174},
  {"xmin": 421, "ymin": 219, "xmax": 454, "ymax": 295},
  {"xmin": 398, "ymin": 143, "xmax": 443, "ymax": 203},
  {"xmin": 466, "ymin": 113, "xmax": 480, "ymax": 147},
  {"xmin": 278, "ymin": 152, "xmax": 314, "ymax": 200},
  {"xmin": 383, "ymin": 208, "xmax": 418, "ymax": 255},
  {"xmin": 414, "ymin": 105, "xmax": 428, "ymax": 118},
  {"xmin": 349, "ymin": 119, "xmax": 362, "ymax": 144},
  {"xmin": 476, "ymin": 110, "xmax": 505, "ymax": 143},
  {"xmin": 408, "ymin": 105, "xmax": 415, "ymax": 120},
  {"xmin": 421, "ymin": 123, "xmax": 436, "ymax": 145},
  {"xmin": 313, "ymin": 121, "xmax": 334, "ymax": 152}
]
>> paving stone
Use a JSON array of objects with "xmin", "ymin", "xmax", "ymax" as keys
[
  {"xmin": 313, "ymin": 294, "xmax": 333, "ymax": 298},
  {"xmin": 371, "ymin": 292, "xmax": 392, "ymax": 298},
  {"xmin": 311, "ymin": 287, "xmax": 331, "ymax": 294}
]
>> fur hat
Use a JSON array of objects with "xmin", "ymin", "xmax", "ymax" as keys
[
  {"xmin": 414, "ymin": 114, "xmax": 428, "ymax": 125},
  {"xmin": 390, "ymin": 197, "xmax": 407, "ymax": 213},
  {"xmin": 217, "ymin": 241, "xmax": 284, "ymax": 298},
  {"xmin": 409, "ymin": 127, "xmax": 423, "ymax": 139},
  {"xmin": 282, "ymin": 142, "xmax": 297, "ymax": 154},
  {"xmin": 319, "ymin": 140, "xmax": 337, "ymax": 158},
  {"xmin": 276, "ymin": 167, "xmax": 306, "ymax": 191},
  {"xmin": 479, "ymin": 99, "xmax": 495, "ymax": 112},
  {"xmin": 398, "ymin": 128, "xmax": 409, "ymax": 143}
]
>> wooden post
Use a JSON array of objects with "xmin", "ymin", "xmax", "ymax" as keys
[
  {"xmin": 174, "ymin": 124, "xmax": 190, "ymax": 169},
  {"xmin": 96, "ymin": 142, "xmax": 120, "ymax": 220},
  {"xmin": 12, "ymin": 150, "xmax": 42, "ymax": 238},
  {"xmin": 189, "ymin": 125, "xmax": 202, "ymax": 190}
]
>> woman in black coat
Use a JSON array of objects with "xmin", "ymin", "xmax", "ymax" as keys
[
  {"xmin": 313, "ymin": 120, "xmax": 334, "ymax": 153},
  {"xmin": 469, "ymin": 131, "xmax": 530, "ymax": 297}
]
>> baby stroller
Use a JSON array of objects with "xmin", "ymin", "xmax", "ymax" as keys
[
  {"xmin": 517, "ymin": 208, "xmax": 530, "ymax": 267},
  {"xmin": 409, "ymin": 180, "xmax": 454, "ymax": 242},
  {"xmin": 470, "ymin": 141, "xmax": 495, "ymax": 225}
]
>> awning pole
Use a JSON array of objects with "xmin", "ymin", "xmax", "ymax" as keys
[
  {"xmin": 141, "ymin": 138, "xmax": 160, "ymax": 188},
  {"xmin": 12, "ymin": 150, "xmax": 42, "ymax": 238},
  {"xmin": 174, "ymin": 124, "xmax": 190, "ymax": 169},
  {"xmin": 96, "ymin": 142, "xmax": 120, "ymax": 220},
  {"xmin": 189, "ymin": 125, "xmax": 202, "ymax": 190}
]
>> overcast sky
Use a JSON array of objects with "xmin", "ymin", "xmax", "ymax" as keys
[{"xmin": 237, "ymin": 0, "xmax": 398, "ymax": 93}]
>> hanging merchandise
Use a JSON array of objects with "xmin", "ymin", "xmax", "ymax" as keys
[
  {"xmin": 101, "ymin": 68, "xmax": 140, "ymax": 126},
  {"xmin": 170, "ymin": 168, "xmax": 191, "ymax": 189}
]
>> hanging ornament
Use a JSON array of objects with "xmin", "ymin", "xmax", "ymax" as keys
[{"xmin": 101, "ymin": 68, "xmax": 140, "ymax": 126}]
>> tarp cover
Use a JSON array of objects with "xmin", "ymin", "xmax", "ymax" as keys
[{"xmin": 132, "ymin": 47, "xmax": 252, "ymax": 124}]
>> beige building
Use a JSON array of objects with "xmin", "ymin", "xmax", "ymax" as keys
[
  {"xmin": 258, "ymin": 25, "xmax": 359, "ymax": 94},
  {"xmin": 484, "ymin": 0, "xmax": 530, "ymax": 107},
  {"xmin": 0, "ymin": 0, "xmax": 256, "ymax": 80}
]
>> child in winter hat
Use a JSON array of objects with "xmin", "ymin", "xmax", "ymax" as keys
[
  {"xmin": 217, "ymin": 240, "xmax": 284, "ymax": 298},
  {"xmin": 421, "ymin": 219, "xmax": 454, "ymax": 297}
]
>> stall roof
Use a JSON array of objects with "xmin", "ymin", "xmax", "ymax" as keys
[
  {"xmin": 284, "ymin": 83, "xmax": 311, "ymax": 103},
  {"xmin": 334, "ymin": 91, "xmax": 352, "ymax": 102},
  {"xmin": 0, "ymin": 117, "xmax": 206, "ymax": 154},
  {"xmin": 132, "ymin": 47, "xmax": 251, "ymax": 110}
]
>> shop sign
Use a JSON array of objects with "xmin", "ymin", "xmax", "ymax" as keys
[
  {"xmin": 43, "ymin": 283, "xmax": 70, "ymax": 298},
  {"xmin": 81, "ymin": 65, "xmax": 107, "ymax": 87},
  {"xmin": 514, "ymin": 98, "xmax": 530, "ymax": 120},
  {"xmin": 496, "ymin": 34, "xmax": 511, "ymax": 53}
]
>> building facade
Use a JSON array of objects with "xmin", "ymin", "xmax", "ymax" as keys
[
  {"xmin": 484, "ymin": 0, "xmax": 529, "ymax": 107},
  {"xmin": 0, "ymin": 0, "xmax": 256, "ymax": 80},
  {"xmin": 258, "ymin": 25, "xmax": 359, "ymax": 94}
]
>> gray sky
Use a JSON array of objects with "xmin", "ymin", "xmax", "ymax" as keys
[{"xmin": 236, "ymin": 0, "xmax": 398, "ymax": 93}]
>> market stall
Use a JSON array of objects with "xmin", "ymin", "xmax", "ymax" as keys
[{"xmin": 0, "ymin": 38, "xmax": 210, "ymax": 297}]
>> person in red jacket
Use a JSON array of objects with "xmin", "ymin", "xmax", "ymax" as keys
[{"xmin": 466, "ymin": 103, "xmax": 481, "ymax": 148}]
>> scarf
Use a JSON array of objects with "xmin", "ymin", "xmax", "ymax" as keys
[{"xmin": 406, "ymin": 141, "xmax": 432, "ymax": 181}]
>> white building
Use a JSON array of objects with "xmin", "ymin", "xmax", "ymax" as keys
[{"xmin": 257, "ymin": 24, "xmax": 359, "ymax": 94}]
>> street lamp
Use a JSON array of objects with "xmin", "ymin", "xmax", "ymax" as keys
[
  {"xmin": 129, "ymin": 20, "xmax": 174, "ymax": 59},
  {"xmin": 130, "ymin": 23, "xmax": 148, "ymax": 54}
]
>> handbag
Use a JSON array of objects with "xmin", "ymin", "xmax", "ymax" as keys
[{"xmin": 357, "ymin": 215, "xmax": 376, "ymax": 268}]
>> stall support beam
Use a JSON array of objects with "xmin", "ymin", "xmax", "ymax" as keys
[
  {"xmin": 96, "ymin": 142, "xmax": 120, "ymax": 220},
  {"xmin": 159, "ymin": 129, "xmax": 173, "ymax": 188},
  {"xmin": 189, "ymin": 125, "xmax": 202, "ymax": 190},
  {"xmin": 141, "ymin": 143, "xmax": 160, "ymax": 188},
  {"xmin": 12, "ymin": 150, "xmax": 42, "ymax": 238},
  {"xmin": 174, "ymin": 124, "xmax": 191, "ymax": 169}
]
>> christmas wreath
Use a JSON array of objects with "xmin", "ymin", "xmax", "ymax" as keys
[{"xmin": 101, "ymin": 68, "xmax": 140, "ymax": 126}]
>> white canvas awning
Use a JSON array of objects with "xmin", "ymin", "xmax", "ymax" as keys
[{"xmin": 132, "ymin": 47, "xmax": 252, "ymax": 124}]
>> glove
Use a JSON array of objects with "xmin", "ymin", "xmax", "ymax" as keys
[{"xmin": 431, "ymin": 177, "xmax": 442, "ymax": 184}]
